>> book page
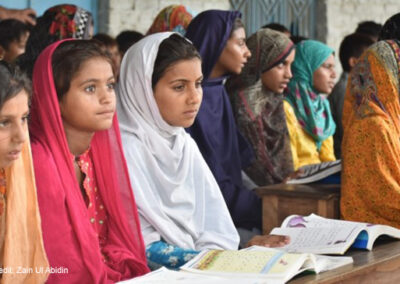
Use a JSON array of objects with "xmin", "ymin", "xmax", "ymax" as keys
[{"xmin": 271, "ymin": 226, "xmax": 363, "ymax": 254}]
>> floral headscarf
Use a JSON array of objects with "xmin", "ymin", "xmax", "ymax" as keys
[{"xmin": 147, "ymin": 5, "xmax": 195, "ymax": 35}]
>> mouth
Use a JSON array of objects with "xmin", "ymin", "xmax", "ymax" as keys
[
  {"xmin": 97, "ymin": 109, "xmax": 115, "ymax": 116},
  {"xmin": 7, "ymin": 149, "xmax": 21, "ymax": 160},
  {"xmin": 183, "ymin": 109, "xmax": 198, "ymax": 118}
]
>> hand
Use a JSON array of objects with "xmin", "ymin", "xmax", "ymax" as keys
[
  {"xmin": 245, "ymin": 234, "xmax": 290, "ymax": 248},
  {"xmin": 0, "ymin": 7, "xmax": 36, "ymax": 25},
  {"xmin": 282, "ymin": 168, "xmax": 304, "ymax": 184}
]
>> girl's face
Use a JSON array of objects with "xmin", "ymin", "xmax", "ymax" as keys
[
  {"xmin": 154, "ymin": 58, "xmax": 203, "ymax": 128},
  {"xmin": 0, "ymin": 90, "xmax": 29, "ymax": 168},
  {"xmin": 59, "ymin": 57, "xmax": 116, "ymax": 134},
  {"xmin": 261, "ymin": 49, "xmax": 295, "ymax": 94},
  {"xmin": 313, "ymin": 54, "xmax": 336, "ymax": 94},
  {"xmin": 214, "ymin": 27, "xmax": 251, "ymax": 76}
]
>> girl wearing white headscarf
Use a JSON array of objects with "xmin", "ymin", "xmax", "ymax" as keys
[{"xmin": 117, "ymin": 32, "xmax": 240, "ymax": 268}]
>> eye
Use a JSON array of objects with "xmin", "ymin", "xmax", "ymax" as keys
[
  {"xmin": 0, "ymin": 119, "xmax": 10, "ymax": 128},
  {"xmin": 84, "ymin": 85, "xmax": 96, "ymax": 93},
  {"xmin": 107, "ymin": 82, "xmax": 115, "ymax": 90},
  {"xmin": 238, "ymin": 40, "xmax": 246, "ymax": 47},
  {"xmin": 195, "ymin": 81, "xmax": 202, "ymax": 89},
  {"xmin": 173, "ymin": 84, "xmax": 185, "ymax": 92},
  {"xmin": 21, "ymin": 114, "xmax": 29, "ymax": 124}
]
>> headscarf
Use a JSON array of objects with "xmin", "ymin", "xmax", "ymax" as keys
[
  {"xmin": 226, "ymin": 28, "xmax": 295, "ymax": 185},
  {"xmin": 117, "ymin": 32, "xmax": 239, "ymax": 250},
  {"xmin": 185, "ymin": 10, "xmax": 261, "ymax": 230},
  {"xmin": 29, "ymin": 40, "xmax": 149, "ymax": 283},
  {"xmin": 379, "ymin": 13, "xmax": 400, "ymax": 41},
  {"xmin": 0, "ymin": 136, "xmax": 49, "ymax": 283},
  {"xmin": 147, "ymin": 5, "xmax": 195, "ymax": 35},
  {"xmin": 284, "ymin": 40, "xmax": 336, "ymax": 150},
  {"xmin": 341, "ymin": 40, "xmax": 400, "ymax": 227},
  {"xmin": 17, "ymin": 4, "xmax": 93, "ymax": 78}
]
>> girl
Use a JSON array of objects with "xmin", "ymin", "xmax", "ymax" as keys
[
  {"xmin": 0, "ymin": 63, "xmax": 48, "ymax": 283},
  {"xmin": 284, "ymin": 40, "xmax": 337, "ymax": 169},
  {"xmin": 185, "ymin": 10, "xmax": 262, "ymax": 242},
  {"xmin": 30, "ymin": 40, "xmax": 149, "ymax": 283},
  {"xmin": 117, "ymin": 32, "xmax": 289, "ymax": 269},
  {"xmin": 226, "ymin": 28, "xmax": 296, "ymax": 186},
  {"xmin": 18, "ymin": 4, "xmax": 93, "ymax": 78}
]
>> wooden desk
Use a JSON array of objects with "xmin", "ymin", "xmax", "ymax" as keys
[
  {"xmin": 290, "ymin": 240, "xmax": 400, "ymax": 283},
  {"xmin": 255, "ymin": 184, "xmax": 340, "ymax": 234}
]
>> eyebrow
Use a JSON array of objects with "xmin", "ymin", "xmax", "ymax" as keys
[
  {"xmin": 78, "ymin": 76, "xmax": 115, "ymax": 87},
  {"xmin": 168, "ymin": 76, "xmax": 203, "ymax": 84},
  {"xmin": 0, "ymin": 110, "xmax": 29, "ymax": 119}
]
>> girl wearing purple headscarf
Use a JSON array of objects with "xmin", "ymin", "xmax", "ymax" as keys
[{"xmin": 185, "ymin": 10, "xmax": 263, "ymax": 244}]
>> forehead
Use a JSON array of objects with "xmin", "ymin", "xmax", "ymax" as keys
[
  {"xmin": 162, "ymin": 58, "xmax": 202, "ymax": 78},
  {"xmin": 73, "ymin": 57, "xmax": 113, "ymax": 78},
  {"xmin": 230, "ymin": 27, "xmax": 246, "ymax": 40},
  {"xmin": 323, "ymin": 54, "xmax": 335, "ymax": 64},
  {"xmin": 0, "ymin": 91, "xmax": 29, "ymax": 114}
]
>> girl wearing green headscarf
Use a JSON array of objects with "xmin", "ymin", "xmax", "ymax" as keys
[{"xmin": 284, "ymin": 40, "xmax": 337, "ymax": 169}]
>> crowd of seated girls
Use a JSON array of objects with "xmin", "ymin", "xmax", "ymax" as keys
[{"xmin": 0, "ymin": 2, "xmax": 400, "ymax": 283}]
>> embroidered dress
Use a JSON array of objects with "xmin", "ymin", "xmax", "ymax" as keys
[
  {"xmin": 341, "ymin": 40, "xmax": 400, "ymax": 228},
  {"xmin": 72, "ymin": 149, "xmax": 108, "ymax": 250}
]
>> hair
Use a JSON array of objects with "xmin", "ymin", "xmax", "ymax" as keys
[
  {"xmin": 52, "ymin": 40, "xmax": 113, "ymax": 100},
  {"xmin": 152, "ymin": 34, "xmax": 201, "ymax": 88},
  {"xmin": 262, "ymin": 22, "xmax": 290, "ymax": 34},
  {"xmin": 379, "ymin": 13, "xmax": 400, "ymax": 41},
  {"xmin": 355, "ymin": 21, "xmax": 382, "ymax": 40},
  {"xmin": 339, "ymin": 33, "xmax": 374, "ymax": 72},
  {"xmin": 290, "ymin": 35, "xmax": 308, "ymax": 45},
  {"xmin": 230, "ymin": 17, "xmax": 245, "ymax": 37},
  {"xmin": 0, "ymin": 62, "xmax": 31, "ymax": 109},
  {"xmin": 116, "ymin": 30, "xmax": 144, "ymax": 54},
  {"xmin": 93, "ymin": 33, "xmax": 117, "ymax": 48},
  {"xmin": 0, "ymin": 19, "xmax": 30, "ymax": 50}
]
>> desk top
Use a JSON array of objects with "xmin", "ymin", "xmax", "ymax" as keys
[
  {"xmin": 255, "ymin": 184, "xmax": 340, "ymax": 199},
  {"xmin": 290, "ymin": 240, "xmax": 400, "ymax": 283}
]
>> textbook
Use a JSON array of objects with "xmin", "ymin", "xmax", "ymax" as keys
[
  {"xmin": 286, "ymin": 160, "xmax": 341, "ymax": 184},
  {"xmin": 179, "ymin": 246, "xmax": 352, "ymax": 283},
  {"xmin": 270, "ymin": 214, "xmax": 400, "ymax": 255}
]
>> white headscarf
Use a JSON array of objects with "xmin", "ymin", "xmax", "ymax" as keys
[{"xmin": 117, "ymin": 32, "xmax": 239, "ymax": 250}]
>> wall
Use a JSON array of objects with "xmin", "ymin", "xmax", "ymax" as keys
[
  {"xmin": 324, "ymin": 0, "xmax": 397, "ymax": 74},
  {"xmin": 99, "ymin": 0, "xmax": 230, "ymax": 36}
]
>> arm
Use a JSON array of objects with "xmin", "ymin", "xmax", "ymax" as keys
[
  {"xmin": 283, "ymin": 101, "xmax": 300, "ymax": 169},
  {"xmin": 0, "ymin": 6, "xmax": 36, "ymax": 25}
]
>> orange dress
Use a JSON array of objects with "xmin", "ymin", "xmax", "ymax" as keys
[{"xmin": 341, "ymin": 40, "xmax": 400, "ymax": 228}]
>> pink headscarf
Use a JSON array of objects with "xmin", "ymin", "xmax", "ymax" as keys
[{"xmin": 29, "ymin": 40, "xmax": 149, "ymax": 283}]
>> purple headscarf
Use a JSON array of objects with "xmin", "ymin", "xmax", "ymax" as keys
[{"xmin": 185, "ymin": 10, "xmax": 261, "ymax": 230}]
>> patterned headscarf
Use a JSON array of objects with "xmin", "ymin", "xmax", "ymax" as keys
[
  {"xmin": 147, "ymin": 5, "xmax": 195, "ymax": 35},
  {"xmin": 226, "ymin": 28, "xmax": 295, "ymax": 185},
  {"xmin": 47, "ymin": 4, "xmax": 92, "ymax": 39},
  {"xmin": 284, "ymin": 40, "xmax": 336, "ymax": 149}
]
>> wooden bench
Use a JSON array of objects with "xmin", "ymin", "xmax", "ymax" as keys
[{"xmin": 255, "ymin": 183, "xmax": 340, "ymax": 235}]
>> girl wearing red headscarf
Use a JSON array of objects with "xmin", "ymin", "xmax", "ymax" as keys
[{"xmin": 29, "ymin": 39, "xmax": 149, "ymax": 283}]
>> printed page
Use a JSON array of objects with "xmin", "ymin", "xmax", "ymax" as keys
[
  {"xmin": 280, "ymin": 214, "xmax": 368, "ymax": 230},
  {"xmin": 270, "ymin": 226, "xmax": 362, "ymax": 254},
  {"xmin": 181, "ymin": 249, "xmax": 309, "ymax": 282}
]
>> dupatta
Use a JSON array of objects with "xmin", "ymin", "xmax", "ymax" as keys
[
  {"xmin": 29, "ymin": 40, "xmax": 149, "ymax": 283},
  {"xmin": 117, "ymin": 32, "xmax": 239, "ymax": 250}
]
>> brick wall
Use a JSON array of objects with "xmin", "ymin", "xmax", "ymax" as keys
[{"xmin": 99, "ymin": 0, "xmax": 230, "ymax": 36}]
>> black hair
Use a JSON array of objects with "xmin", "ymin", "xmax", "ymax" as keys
[
  {"xmin": 355, "ymin": 20, "xmax": 382, "ymax": 40},
  {"xmin": 379, "ymin": 13, "xmax": 400, "ymax": 41},
  {"xmin": 290, "ymin": 35, "xmax": 308, "ymax": 45},
  {"xmin": 116, "ymin": 30, "xmax": 144, "ymax": 55},
  {"xmin": 152, "ymin": 34, "xmax": 201, "ymax": 89},
  {"xmin": 262, "ymin": 22, "xmax": 290, "ymax": 34},
  {"xmin": 339, "ymin": 33, "xmax": 374, "ymax": 72},
  {"xmin": 93, "ymin": 33, "xmax": 118, "ymax": 48},
  {"xmin": 0, "ymin": 62, "xmax": 31, "ymax": 109},
  {"xmin": 52, "ymin": 40, "xmax": 113, "ymax": 100},
  {"xmin": 230, "ymin": 17, "xmax": 245, "ymax": 37},
  {"xmin": 0, "ymin": 19, "xmax": 30, "ymax": 50}
]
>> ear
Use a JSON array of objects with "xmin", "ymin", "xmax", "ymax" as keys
[
  {"xmin": 0, "ymin": 46, "xmax": 5, "ymax": 60},
  {"xmin": 348, "ymin": 56, "xmax": 358, "ymax": 69}
]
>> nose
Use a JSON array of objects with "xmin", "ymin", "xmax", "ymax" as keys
[
  {"xmin": 285, "ymin": 66, "xmax": 293, "ymax": 79},
  {"xmin": 187, "ymin": 86, "xmax": 202, "ymax": 105},
  {"xmin": 331, "ymin": 68, "xmax": 337, "ymax": 79},
  {"xmin": 12, "ymin": 122, "xmax": 27, "ymax": 144},
  {"xmin": 244, "ymin": 43, "xmax": 251, "ymax": 58},
  {"xmin": 99, "ymin": 86, "xmax": 115, "ymax": 105}
]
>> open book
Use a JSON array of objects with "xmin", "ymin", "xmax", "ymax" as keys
[
  {"xmin": 180, "ymin": 246, "xmax": 352, "ymax": 283},
  {"xmin": 286, "ymin": 160, "xmax": 341, "ymax": 184},
  {"xmin": 270, "ymin": 214, "xmax": 400, "ymax": 254}
]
